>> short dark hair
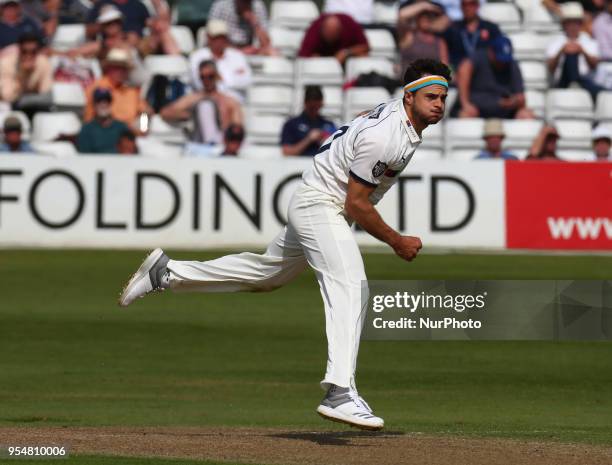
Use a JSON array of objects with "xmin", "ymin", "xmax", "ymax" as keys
[
  {"xmin": 18, "ymin": 32, "xmax": 42, "ymax": 47},
  {"xmin": 304, "ymin": 85, "xmax": 323, "ymax": 103},
  {"xmin": 199, "ymin": 59, "xmax": 217, "ymax": 72},
  {"xmin": 402, "ymin": 59, "xmax": 452, "ymax": 88},
  {"xmin": 225, "ymin": 124, "xmax": 245, "ymax": 142},
  {"xmin": 119, "ymin": 130, "xmax": 135, "ymax": 141}
]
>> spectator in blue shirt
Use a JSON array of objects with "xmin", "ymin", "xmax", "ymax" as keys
[
  {"xmin": 77, "ymin": 88, "xmax": 130, "ymax": 154},
  {"xmin": 281, "ymin": 86, "xmax": 337, "ymax": 157},
  {"xmin": 443, "ymin": 0, "xmax": 501, "ymax": 70},
  {"xmin": 1, "ymin": 116, "xmax": 35, "ymax": 153},
  {"xmin": 475, "ymin": 119, "xmax": 518, "ymax": 160},
  {"xmin": 0, "ymin": 0, "xmax": 43, "ymax": 49}
]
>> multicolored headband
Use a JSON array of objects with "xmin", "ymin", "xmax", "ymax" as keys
[{"xmin": 403, "ymin": 75, "xmax": 449, "ymax": 93}]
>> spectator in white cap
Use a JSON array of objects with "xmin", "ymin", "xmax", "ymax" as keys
[
  {"xmin": 592, "ymin": 125, "xmax": 611, "ymax": 161},
  {"xmin": 86, "ymin": 0, "xmax": 150, "ymax": 42},
  {"xmin": 546, "ymin": 2, "xmax": 603, "ymax": 101},
  {"xmin": 474, "ymin": 119, "xmax": 518, "ymax": 160},
  {"xmin": 189, "ymin": 19, "xmax": 252, "ymax": 102},
  {"xmin": 67, "ymin": 5, "xmax": 177, "ymax": 61},
  {"xmin": 66, "ymin": 6, "xmax": 127, "ymax": 57}
]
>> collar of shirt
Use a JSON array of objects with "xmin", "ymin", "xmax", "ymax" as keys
[{"xmin": 398, "ymin": 99, "xmax": 421, "ymax": 144}]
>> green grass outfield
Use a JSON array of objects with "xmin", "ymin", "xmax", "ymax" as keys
[{"xmin": 1, "ymin": 250, "xmax": 611, "ymax": 463}]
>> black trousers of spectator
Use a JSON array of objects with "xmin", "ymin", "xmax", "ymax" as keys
[{"xmin": 558, "ymin": 53, "xmax": 604, "ymax": 101}]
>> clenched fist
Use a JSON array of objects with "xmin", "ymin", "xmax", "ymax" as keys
[{"xmin": 390, "ymin": 236, "xmax": 422, "ymax": 262}]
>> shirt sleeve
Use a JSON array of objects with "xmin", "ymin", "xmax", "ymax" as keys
[
  {"xmin": 348, "ymin": 128, "xmax": 392, "ymax": 187},
  {"xmin": 280, "ymin": 119, "xmax": 298, "ymax": 145},
  {"xmin": 227, "ymin": 49, "xmax": 252, "ymax": 91},
  {"xmin": 76, "ymin": 126, "xmax": 93, "ymax": 153},
  {"xmin": 346, "ymin": 16, "xmax": 368, "ymax": 48},
  {"xmin": 298, "ymin": 20, "xmax": 321, "ymax": 57},
  {"xmin": 255, "ymin": 0, "xmax": 268, "ymax": 29},
  {"xmin": 582, "ymin": 36, "xmax": 600, "ymax": 58},
  {"xmin": 208, "ymin": 0, "xmax": 223, "ymax": 20},
  {"xmin": 511, "ymin": 61, "xmax": 524, "ymax": 94},
  {"xmin": 546, "ymin": 36, "xmax": 564, "ymax": 59}
]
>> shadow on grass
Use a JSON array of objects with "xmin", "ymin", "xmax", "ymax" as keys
[{"xmin": 270, "ymin": 430, "xmax": 405, "ymax": 446}]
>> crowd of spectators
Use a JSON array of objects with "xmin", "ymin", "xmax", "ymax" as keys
[{"xmin": 0, "ymin": 0, "xmax": 610, "ymax": 161}]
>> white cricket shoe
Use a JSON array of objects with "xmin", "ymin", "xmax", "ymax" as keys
[
  {"xmin": 316, "ymin": 385, "xmax": 384, "ymax": 431},
  {"xmin": 118, "ymin": 248, "xmax": 170, "ymax": 307}
]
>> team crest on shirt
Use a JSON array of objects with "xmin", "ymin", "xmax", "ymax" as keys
[{"xmin": 372, "ymin": 160, "xmax": 388, "ymax": 178}]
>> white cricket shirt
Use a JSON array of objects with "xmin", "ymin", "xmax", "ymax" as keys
[{"xmin": 302, "ymin": 98, "xmax": 422, "ymax": 206}]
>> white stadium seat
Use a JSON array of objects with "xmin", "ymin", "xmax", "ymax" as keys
[
  {"xmin": 373, "ymin": 1, "xmax": 399, "ymax": 25},
  {"xmin": 196, "ymin": 26, "xmax": 208, "ymax": 49},
  {"xmin": 245, "ymin": 114, "xmax": 285, "ymax": 145},
  {"xmin": 444, "ymin": 118, "xmax": 485, "ymax": 153},
  {"xmin": 292, "ymin": 85, "xmax": 343, "ymax": 122},
  {"xmin": 525, "ymin": 2, "xmax": 561, "ymax": 33},
  {"xmin": 345, "ymin": 57, "xmax": 396, "ymax": 81},
  {"xmin": 447, "ymin": 149, "xmax": 482, "ymax": 162},
  {"xmin": 410, "ymin": 147, "xmax": 443, "ymax": 162},
  {"xmin": 595, "ymin": 91, "xmax": 612, "ymax": 123},
  {"xmin": 479, "ymin": 3, "xmax": 522, "ymax": 33},
  {"xmin": 240, "ymin": 144, "xmax": 284, "ymax": 160},
  {"xmin": 31, "ymin": 141, "xmax": 78, "ymax": 158},
  {"xmin": 554, "ymin": 120, "xmax": 592, "ymax": 149},
  {"xmin": 251, "ymin": 56, "xmax": 294, "ymax": 87},
  {"xmin": 502, "ymin": 119, "xmax": 544, "ymax": 151},
  {"xmin": 148, "ymin": 114, "xmax": 188, "ymax": 144},
  {"xmin": 365, "ymin": 29, "xmax": 397, "ymax": 60},
  {"xmin": 519, "ymin": 61, "xmax": 549, "ymax": 91},
  {"xmin": 421, "ymin": 122, "xmax": 444, "ymax": 149},
  {"xmin": 295, "ymin": 57, "xmax": 343, "ymax": 86},
  {"xmin": 525, "ymin": 89, "xmax": 546, "ymax": 119},
  {"xmin": 445, "ymin": 88, "xmax": 458, "ymax": 117},
  {"xmin": 508, "ymin": 32, "xmax": 549, "ymax": 61},
  {"xmin": 170, "ymin": 25, "xmax": 195, "ymax": 55},
  {"xmin": 269, "ymin": 26, "xmax": 304, "ymax": 58},
  {"xmin": 32, "ymin": 112, "xmax": 81, "ymax": 142},
  {"xmin": 343, "ymin": 87, "xmax": 390, "ymax": 121},
  {"xmin": 136, "ymin": 137, "xmax": 183, "ymax": 159},
  {"xmin": 52, "ymin": 24, "xmax": 86, "ymax": 50},
  {"xmin": 595, "ymin": 62, "xmax": 612, "ymax": 89},
  {"xmin": 270, "ymin": 0, "xmax": 319, "ymax": 29},
  {"xmin": 144, "ymin": 55, "xmax": 190, "ymax": 77},
  {"xmin": 557, "ymin": 149, "xmax": 596, "ymax": 162},
  {"xmin": 247, "ymin": 85, "xmax": 293, "ymax": 116},
  {"xmin": 546, "ymin": 88, "xmax": 593, "ymax": 120},
  {"xmin": 51, "ymin": 82, "xmax": 86, "ymax": 110},
  {"xmin": 0, "ymin": 111, "xmax": 31, "ymax": 139}
]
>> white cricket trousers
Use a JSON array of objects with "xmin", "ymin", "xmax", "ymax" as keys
[{"xmin": 166, "ymin": 183, "xmax": 368, "ymax": 391}]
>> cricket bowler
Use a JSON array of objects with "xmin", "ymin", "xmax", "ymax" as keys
[{"xmin": 119, "ymin": 58, "xmax": 452, "ymax": 431}]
